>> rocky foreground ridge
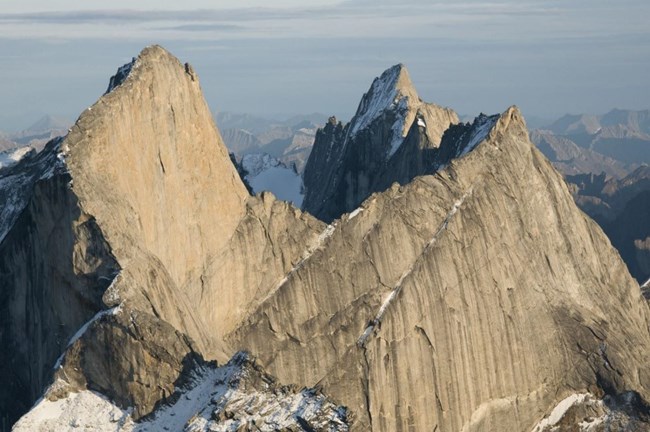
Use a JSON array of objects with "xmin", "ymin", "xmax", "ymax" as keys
[{"xmin": 2, "ymin": 46, "xmax": 650, "ymax": 431}]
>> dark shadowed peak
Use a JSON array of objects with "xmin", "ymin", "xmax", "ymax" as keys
[{"xmin": 349, "ymin": 63, "xmax": 418, "ymax": 138}]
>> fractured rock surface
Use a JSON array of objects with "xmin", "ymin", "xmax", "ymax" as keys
[{"xmin": 4, "ymin": 47, "xmax": 650, "ymax": 432}]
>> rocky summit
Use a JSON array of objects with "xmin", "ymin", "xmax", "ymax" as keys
[
  {"xmin": 2, "ymin": 46, "xmax": 650, "ymax": 432},
  {"xmin": 302, "ymin": 64, "xmax": 458, "ymax": 222}
]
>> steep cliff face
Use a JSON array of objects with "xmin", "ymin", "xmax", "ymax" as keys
[
  {"xmin": 302, "ymin": 64, "xmax": 458, "ymax": 222},
  {"xmin": 63, "ymin": 47, "xmax": 249, "ymax": 354},
  {"xmin": 0, "ymin": 139, "xmax": 119, "ymax": 427},
  {"xmin": 7, "ymin": 49, "xmax": 650, "ymax": 432},
  {"xmin": 230, "ymin": 107, "xmax": 650, "ymax": 431},
  {"xmin": 3, "ymin": 46, "xmax": 330, "ymax": 428}
]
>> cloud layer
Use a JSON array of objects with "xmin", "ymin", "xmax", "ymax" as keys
[{"xmin": 0, "ymin": 1, "xmax": 648, "ymax": 130}]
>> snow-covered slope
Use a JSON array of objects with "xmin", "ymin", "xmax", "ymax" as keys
[
  {"xmin": 349, "ymin": 64, "xmax": 416, "ymax": 157},
  {"xmin": 531, "ymin": 392, "xmax": 650, "ymax": 431},
  {"xmin": 0, "ymin": 146, "xmax": 34, "ymax": 170},
  {"xmin": 241, "ymin": 153, "xmax": 303, "ymax": 206},
  {"xmin": 301, "ymin": 63, "xmax": 458, "ymax": 222},
  {"xmin": 14, "ymin": 353, "xmax": 349, "ymax": 432}
]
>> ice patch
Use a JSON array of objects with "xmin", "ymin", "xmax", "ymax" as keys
[{"xmin": 248, "ymin": 166, "xmax": 303, "ymax": 207}]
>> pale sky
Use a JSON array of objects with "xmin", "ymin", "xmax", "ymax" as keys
[{"xmin": 0, "ymin": 0, "xmax": 649, "ymax": 131}]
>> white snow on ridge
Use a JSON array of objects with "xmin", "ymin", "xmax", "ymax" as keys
[
  {"xmin": 350, "ymin": 64, "xmax": 405, "ymax": 137},
  {"xmin": 348, "ymin": 64, "xmax": 414, "ymax": 158},
  {"xmin": 0, "ymin": 139, "xmax": 64, "ymax": 245},
  {"xmin": 459, "ymin": 114, "xmax": 499, "ymax": 158},
  {"xmin": 387, "ymin": 97, "xmax": 409, "ymax": 158},
  {"xmin": 0, "ymin": 146, "xmax": 34, "ymax": 170},
  {"xmin": 54, "ymin": 305, "xmax": 121, "ymax": 370}
]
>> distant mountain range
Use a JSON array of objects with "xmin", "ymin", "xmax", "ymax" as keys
[
  {"xmin": 525, "ymin": 109, "xmax": 650, "ymax": 285},
  {"xmin": 0, "ymin": 115, "xmax": 70, "ymax": 152},
  {"xmin": 215, "ymin": 111, "xmax": 329, "ymax": 173},
  {"xmin": 566, "ymin": 166, "xmax": 650, "ymax": 283},
  {"xmin": 532, "ymin": 109, "xmax": 650, "ymax": 177}
]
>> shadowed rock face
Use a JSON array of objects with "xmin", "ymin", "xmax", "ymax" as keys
[
  {"xmin": 302, "ymin": 64, "xmax": 458, "ymax": 222},
  {"xmin": 5, "ymin": 49, "xmax": 650, "ymax": 432},
  {"xmin": 0, "ymin": 140, "xmax": 119, "ymax": 426},
  {"xmin": 566, "ymin": 166, "xmax": 650, "ymax": 283}
]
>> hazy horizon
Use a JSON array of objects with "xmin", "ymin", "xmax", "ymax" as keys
[{"xmin": 1, "ymin": 0, "xmax": 649, "ymax": 132}]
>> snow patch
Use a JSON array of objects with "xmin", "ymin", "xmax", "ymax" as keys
[
  {"xmin": 417, "ymin": 117, "xmax": 426, "ymax": 128},
  {"xmin": 348, "ymin": 207, "xmax": 363, "ymax": 220},
  {"xmin": 106, "ymin": 58, "xmax": 135, "ymax": 94},
  {"xmin": 350, "ymin": 64, "xmax": 405, "ymax": 137},
  {"xmin": 459, "ymin": 114, "xmax": 499, "ymax": 157},
  {"xmin": 134, "ymin": 364, "xmax": 233, "ymax": 432},
  {"xmin": 641, "ymin": 277, "xmax": 650, "ymax": 289},
  {"xmin": 0, "ymin": 146, "xmax": 34, "ymax": 170},
  {"xmin": 387, "ymin": 97, "xmax": 409, "ymax": 158},
  {"xmin": 18, "ymin": 354, "xmax": 349, "ymax": 432},
  {"xmin": 532, "ymin": 393, "xmax": 590, "ymax": 432},
  {"xmin": 13, "ymin": 390, "xmax": 132, "ymax": 432},
  {"xmin": 0, "ymin": 137, "xmax": 64, "ymax": 244}
]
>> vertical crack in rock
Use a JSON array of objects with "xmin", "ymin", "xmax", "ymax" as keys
[
  {"xmin": 157, "ymin": 150, "xmax": 166, "ymax": 174},
  {"xmin": 361, "ymin": 345, "xmax": 374, "ymax": 430}
]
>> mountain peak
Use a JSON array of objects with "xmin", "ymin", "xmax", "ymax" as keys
[
  {"xmin": 349, "ymin": 63, "xmax": 418, "ymax": 138},
  {"xmin": 23, "ymin": 114, "xmax": 70, "ymax": 134},
  {"xmin": 382, "ymin": 63, "xmax": 414, "ymax": 93}
]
